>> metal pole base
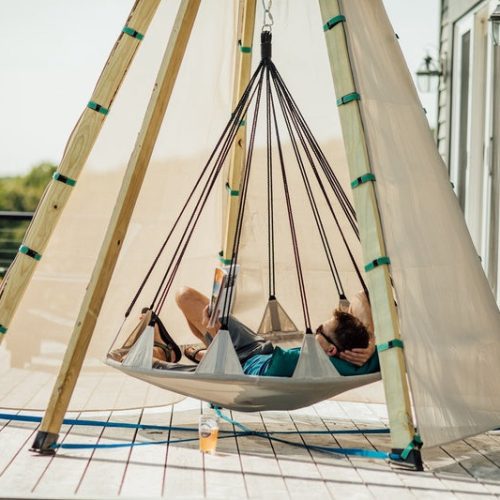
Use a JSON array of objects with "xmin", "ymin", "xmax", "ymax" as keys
[
  {"xmin": 390, "ymin": 448, "xmax": 423, "ymax": 471},
  {"xmin": 30, "ymin": 430, "xmax": 59, "ymax": 455}
]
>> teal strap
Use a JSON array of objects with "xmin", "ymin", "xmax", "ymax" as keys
[
  {"xmin": 240, "ymin": 46, "xmax": 252, "ymax": 53},
  {"xmin": 87, "ymin": 101, "xmax": 109, "ymax": 115},
  {"xmin": 239, "ymin": 119, "xmax": 246, "ymax": 127},
  {"xmin": 323, "ymin": 15, "xmax": 346, "ymax": 31},
  {"xmin": 19, "ymin": 245, "xmax": 42, "ymax": 261},
  {"xmin": 52, "ymin": 172, "xmax": 76, "ymax": 187},
  {"xmin": 377, "ymin": 339, "xmax": 404, "ymax": 352},
  {"xmin": 122, "ymin": 26, "xmax": 144, "ymax": 40},
  {"xmin": 351, "ymin": 173, "xmax": 376, "ymax": 188},
  {"xmin": 400, "ymin": 434, "xmax": 423, "ymax": 460},
  {"xmin": 364, "ymin": 256, "xmax": 390, "ymax": 272},
  {"xmin": 225, "ymin": 182, "xmax": 240, "ymax": 196},
  {"xmin": 0, "ymin": 325, "xmax": 7, "ymax": 335},
  {"xmin": 336, "ymin": 92, "xmax": 360, "ymax": 106},
  {"xmin": 218, "ymin": 251, "xmax": 233, "ymax": 265}
]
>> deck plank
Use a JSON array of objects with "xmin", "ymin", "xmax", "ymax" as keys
[
  {"xmin": 75, "ymin": 408, "xmax": 140, "ymax": 497},
  {"xmin": 0, "ymin": 410, "xmax": 73, "ymax": 495},
  {"xmin": 260, "ymin": 409, "xmax": 333, "ymax": 499},
  {"xmin": 230, "ymin": 409, "xmax": 290, "ymax": 500},
  {"xmin": 119, "ymin": 406, "xmax": 171, "ymax": 498},
  {"xmin": 298, "ymin": 402, "xmax": 374, "ymax": 500},
  {"xmin": 33, "ymin": 411, "xmax": 111, "ymax": 497},
  {"xmin": 201, "ymin": 405, "xmax": 248, "ymax": 499},
  {"xmin": 0, "ymin": 401, "xmax": 499, "ymax": 499},
  {"xmin": 162, "ymin": 398, "xmax": 205, "ymax": 498}
]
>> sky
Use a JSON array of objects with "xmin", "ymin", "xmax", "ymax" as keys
[{"xmin": 0, "ymin": 0, "xmax": 440, "ymax": 177}]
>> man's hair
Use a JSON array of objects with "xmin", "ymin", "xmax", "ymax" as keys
[{"xmin": 331, "ymin": 310, "xmax": 370, "ymax": 351}]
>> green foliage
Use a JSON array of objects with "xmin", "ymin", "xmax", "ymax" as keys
[
  {"xmin": 0, "ymin": 162, "xmax": 57, "ymax": 276},
  {"xmin": 0, "ymin": 162, "xmax": 56, "ymax": 212}
]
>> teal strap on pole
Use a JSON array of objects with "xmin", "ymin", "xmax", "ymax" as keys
[
  {"xmin": 377, "ymin": 339, "xmax": 404, "ymax": 352},
  {"xmin": 364, "ymin": 256, "xmax": 391, "ymax": 272},
  {"xmin": 218, "ymin": 251, "xmax": 233, "ymax": 265},
  {"xmin": 239, "ymin": 119, "xmax": 247, "ymax": 127},
  {"xmin": 225, "ymin": 182, "xmax": 240, "ymax": 196},
  {"xmin": 240, "ymin": 45, "xmax": 252, "ymax": 53},
  {"xmin": 336, "ymin": 92, "xmax": 361, "ymax": 106},
  {"xmin": 400, "ymin": 434, "xmax": 423, "ymax": 460},
  {"xmin": 323, "ymin": 15, "xmax": 346, "ymax": 31},
  {"xmin": 351, "ymin": 173, "xmax": 376, "ymax": 189},
  {"xmin": 87, "ymin": 101, "xmax": 109, "ymax": 115},
  {"xmin": 0, "ymin": 325, "xmax": 7, "ymax": 334},
  {"xmin": 52, "ymin": 172, "xmax": 76, "ymax": 187},
  {"xmin": 122, "ymin": 26, "xmax": 144, "ymax": 40},
  {"xmin": 18, "ymin": 245, "xmax": 42, "ymax": 261}
]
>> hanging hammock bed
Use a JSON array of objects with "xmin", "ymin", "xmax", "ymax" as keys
[{"xmin": 105, "ymin": 32, "xmax": 380, "ymax": 412}]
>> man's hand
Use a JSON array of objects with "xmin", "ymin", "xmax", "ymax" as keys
[
  {"xmin": 339, "ymin": 343, "xmax": 375, "ymax": 366},
  {"xmin": 201, "ymin": 305, "xmax": 221, "ymax": 336}
]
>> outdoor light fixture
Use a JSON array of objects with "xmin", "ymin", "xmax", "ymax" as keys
[
  {"xmin": 416, "ymin": 54, "xmax": 443, "ymax": 93},
  {"xmin": 490, "ymin": 4, "xmax": 500, "ymax": 46}
]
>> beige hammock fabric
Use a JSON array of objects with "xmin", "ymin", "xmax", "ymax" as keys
[{"xmin": 106, "ymin": 331, "xmax": 381, "ymax": 412}]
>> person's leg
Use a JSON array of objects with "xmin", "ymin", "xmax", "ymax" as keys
[{"xmin": 175, "ymin": 286, "xmax": 210, "ymax": 344}]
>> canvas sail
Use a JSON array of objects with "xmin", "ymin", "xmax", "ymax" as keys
[{"xmin": 342, "ymin": 0, "xmax": 500, "ymax": 447}]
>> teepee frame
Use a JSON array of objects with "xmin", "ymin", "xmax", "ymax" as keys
[
  {"xmin": 1, "ymin": 0, "xmax": 421, "ymax": 468},
  {"xmin": 0, "ymin": 0, "xmax": 161, "ymax": 343}
]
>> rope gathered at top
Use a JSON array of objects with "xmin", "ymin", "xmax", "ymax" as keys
[{"xmin": 120, "ymin": 31, "xmax": 367, "ymax": 343}]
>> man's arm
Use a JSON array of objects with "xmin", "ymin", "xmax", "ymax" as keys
[{"xmin": 339, "ymin": 291, "xmax": 376, "ymax": 366}]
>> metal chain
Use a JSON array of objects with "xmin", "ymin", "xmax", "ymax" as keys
[{"xmin": 262, "ymin": 0, "xmax": 274, "ymax": 32}]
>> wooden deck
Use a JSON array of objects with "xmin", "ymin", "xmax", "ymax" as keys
[{"xmin": 1, "ymin": 399, "xmax": 499, "ymax": 499}]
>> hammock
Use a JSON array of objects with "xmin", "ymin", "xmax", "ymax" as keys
[{"xmin": 105, "ymin": 32, "xmax": 379, "ymax": 411}]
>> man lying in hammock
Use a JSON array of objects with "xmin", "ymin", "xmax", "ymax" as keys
[{"xmin": 160, "ymin": 287, "xmax": 379, "ymax": 377}]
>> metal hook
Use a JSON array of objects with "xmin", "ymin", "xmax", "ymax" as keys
[{"xmin": 261, "ymin": 0, "xmax": 274, "ymax": 32}]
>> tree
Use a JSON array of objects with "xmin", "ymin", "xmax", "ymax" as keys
[{"xmin": 0, "ymin": 162, "xmax": 57, "ymax": 276}]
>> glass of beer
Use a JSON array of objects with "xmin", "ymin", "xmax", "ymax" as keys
[{"xmin": 199, "ymin": 414, "xmax": 219, "ymax": 454}]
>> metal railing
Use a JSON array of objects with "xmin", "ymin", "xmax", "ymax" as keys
[{"xmin": 0, "ymin": 211, "xmax": 34, "ymax": 277}]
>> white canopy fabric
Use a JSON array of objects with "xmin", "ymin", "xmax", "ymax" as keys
[
  {"xmin": 2, "ymin": 0, "xmax": 363, "ymax": 411},
  {"xmin": 1, "ymin": 0, "xmax": 498, "ymax": 451},
  {"xmin": 342, "ymin": 0, "xmax": 500, "ymax": 446}
]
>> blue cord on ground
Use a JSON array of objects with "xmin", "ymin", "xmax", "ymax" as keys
[{"xmin": 0, "ymin": 411, "xmax": 393, "ymax": 460}]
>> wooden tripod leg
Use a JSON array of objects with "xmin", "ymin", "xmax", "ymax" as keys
[
  {"xmin": 318, "ymin": 0, "xmax": 422, "ymax": 470},
  {"xmin": 0, "ymin": 0, "xmax": 161, "ymax": 345},
  {"xmin": 31, "ymin": 0, "xmax": 202, "ymax": 454},
  {"xmin": 221, "ymin": 0, "xmax": 257, "ymax": 263}
]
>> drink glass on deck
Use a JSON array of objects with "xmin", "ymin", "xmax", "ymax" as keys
[{"xmin": 199, "ymin": 415, "xmax": 219, "ymax": 454}]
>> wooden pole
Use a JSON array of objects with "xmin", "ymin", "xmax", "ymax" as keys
[
  {"xmin": 221, "ymin": 0, "xmax": 257, "ymax": 263},
  {"xmin": 318, "ymin": 0, "xmax": 422, "ymax": 469},
  {"xmin": 31, "ymin": 0, "xmax": 201, "ymax": 453},
  {"xmin": 0, "ymin": 0, "xmax": 161, "ymax": 344}
]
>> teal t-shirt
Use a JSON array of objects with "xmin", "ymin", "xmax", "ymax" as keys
[{"xmin": 243, "ymin": 346, "xmax": 380, "ymax": 377}]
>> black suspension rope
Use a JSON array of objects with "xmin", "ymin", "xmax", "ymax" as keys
[
  {"xmin": 271, "ymin": 66, "xmax": 359, "ymax": 235},
  {"xmin": 268, "ymin": 67, "xmax": 312, "ymax": 331},
  {"xmin": 269, "ymin": 64, "xmax": 368, "ymax": 297},
  {"xmin": 265, "ymin": 63, "xmax": 276, "ymax": 299},
  {"xmin": 154, "ymin": 66, "xmax": 266, "ymax": 315},
  {"xmin": 220, "ymin": 65, "xmax": 266, "ymax": 324},
  {"xmin": 124, "ymin": 64, "xmax": 265, "ymax": 317},
  {"xmin": 269, "ymin": 64, "xmax": 346, "ymax": 298},
  {"xmin": 123, "ymin": 31, "xmax": 370, "ymax": 333}
]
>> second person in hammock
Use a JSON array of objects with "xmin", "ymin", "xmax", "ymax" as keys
[{"xmin": 153, "ymin": 287, "xmax": 380, "ymax": 377}]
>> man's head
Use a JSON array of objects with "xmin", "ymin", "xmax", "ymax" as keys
[{"xmin": 315, "ymin": 309, "xmax": 369, "ymax": 357}]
